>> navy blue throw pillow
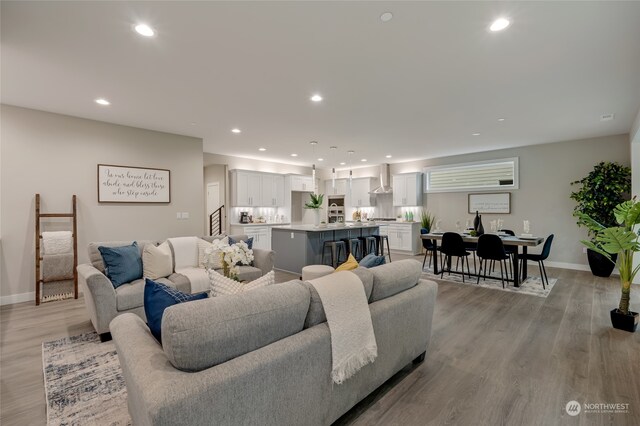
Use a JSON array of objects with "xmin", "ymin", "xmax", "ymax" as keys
[
  {"xmin": 359, "ymin": 253, "xmax": 386, "ymax": 268},
  {"xmin": 228, "ymin": 236, "xmax": 254, "ymax": 249},
  {"xmin": 143, "ymin": 279, "xmax": 208, "ymax": 343},
  {"xmin": 98, "ymin": 242, "xmax": 143, "ymax": 288}
]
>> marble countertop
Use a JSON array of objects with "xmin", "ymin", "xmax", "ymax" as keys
[
  {"xmin": 230, "ymin": 222, "xmax": 290, "ymax": 227},
  {"xmin": 271, "ymin": 223, "xmax": 380, "ymax": 232}
]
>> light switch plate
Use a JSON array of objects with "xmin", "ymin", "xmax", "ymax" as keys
[{"xmin": 177, "ymin": 212, "xmax": 182, "ymax": 219}]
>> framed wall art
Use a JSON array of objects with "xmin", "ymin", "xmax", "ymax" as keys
[
  {"xmin": 97, "ymin": 164, "xmax": 170, "ymax": 203},
  {"xmin": 468, "ymin": 192, "xmax": 510, "ymax": 214}
]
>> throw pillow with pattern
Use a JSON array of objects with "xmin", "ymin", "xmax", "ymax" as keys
[{"xmin": 209, "ymin": 270, "xmax": 275, "ymax": 297}]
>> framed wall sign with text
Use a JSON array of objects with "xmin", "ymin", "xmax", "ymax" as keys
[
  {"xmin": 98, "ymin": 164, "xmax": 170, "ymax": 203},
  {"xmin": 468, "ymin": 192, "xmax": 510, "ymax": 214}
]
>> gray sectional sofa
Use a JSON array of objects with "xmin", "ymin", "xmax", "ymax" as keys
[
  {"xmin": 110, "ymin": 259, "xmax": 438, "ymax": 426},
  {"xmin": 77, "ymin": 235, "xmax": 274, "ymax": 339}
]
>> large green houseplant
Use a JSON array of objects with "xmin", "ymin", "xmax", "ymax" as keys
[
  {"xmin": 570, "ymin": 161, "xmax": 631, "ymax": 276},
  {"xmin": 575, "ymin": 198, "xmax": 640, "ymax": 332}
]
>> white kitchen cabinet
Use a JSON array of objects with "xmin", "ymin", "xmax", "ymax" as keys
[
  {"xmin": 230, "ymin": 225, "xmax": 271, "ymax": 250},
  {"xmin": 392, "ymin": 173, "xmax": 423, "ymax": 206},
  {"xmin": 348, "ymin": 178, "xmax": 374, "ymax": 207},
  {"xmin": 290, "ymin": 175, "xmax": 314, "ymax": 192},
  {"xmin": 231, "ymin": 170, "xmax": 285, "ymax": 207},
  {"xmin": 324, "ymin": 178, "xmax": 348, "ymax": 196},
  {"xmin": 382, "ymin": 222, "xmax": 421, "ymax": 254},
  {"xmin": 262, "ymin": 174, "xmax": 285, "ymax": 206},
  {"xmin": 231, "ymin": 170, "xmax": 263, "ymax": 207}
]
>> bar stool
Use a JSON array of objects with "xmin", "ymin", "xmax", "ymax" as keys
[
  {"xmin": 340, "ymin": 237, "xmax": 363, "ymax": 260},
  {"xmin": 358, "ymin": 236, "xmax": 378, "ymax": 256},
  {"xmin": 322, "ymin": 240, "xmax": 347, "ymax": 268},
  {"xmin": 374, "ymin": 235, "xmax": 392, "ymax": 262}
]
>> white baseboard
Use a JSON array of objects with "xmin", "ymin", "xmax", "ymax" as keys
[
  {"xmin": 538, "ymin": 261, "xmax": 591, "ymax": 272},
  {"xmin": 0, "ymin": 290, "xmax": 83, "ymax": 306},
  {"xmin": 0, "ymin": 291, "xmax": 35, "ymax": 306}
]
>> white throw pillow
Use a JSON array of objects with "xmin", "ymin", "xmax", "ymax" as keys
[
  {"xmin": 142, "ymin": 242, "xmax": 173, "ymax": 279},
  {"xmin": 197, "ymin": 237, "xmax": 228, "ymax": 269},
  {"xmin": 209, "ymin": 270, "xmax": 275, "ymax": 297}
]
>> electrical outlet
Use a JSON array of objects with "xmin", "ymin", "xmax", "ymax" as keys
[
  {"xmin": 583, "ymin": 247, "xmax": 588, "ymax": 254},
  {"xmin": 182, "ymin": 212, "xmax": 189, "ymax": 219},
  {"xmin": 291, "ymin": 232, "xmax": 295, "ymax": 239}
]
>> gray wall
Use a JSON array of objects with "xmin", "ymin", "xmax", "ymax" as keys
[
  {"xmin": 339, "ymin": 135, "xmax": 630, "ymax": 268},
  {"xmin": 406, "ymin": 135, "xmax": 630, "ymax": 267},
  {"xmin": 0, "ymin": 105, "xmax": 204, "ymax": 303}
]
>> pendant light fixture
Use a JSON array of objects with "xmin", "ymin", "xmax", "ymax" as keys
[
  {"xmin": 309, "ymin": 141, "xmax": 318, "ymax": 190},
  {"xmin": 330, "ymin": 146, "xmax": 337, "ymax": 189},
  {"xmin": 347, "ymin": 150, "xmax": 355, "ymax": 190}
]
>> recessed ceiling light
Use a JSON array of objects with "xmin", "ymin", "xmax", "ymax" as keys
[
  {"xmin": 490, "ymin": 18, "xmax": 510, "ymax": 32},
  {"xmin": 318, "ymin": 158, "xmax": 324, "ymax": 161},
  {"xmin": 472, "ymin": 133, "xmax": 481, "ymax": 136},
  {"xmin": 361, "ymin": 159, "xmax": 367, "ymax": 162},
  {"xmin": 600, "ymin": 113, "xmax": 615, "ymax": 121},
  {"xmin": 497, "ymin": 118, "xmax": 505, "ymax": 122},
  {"xmin": 310, "ymin": 94, "xmax": 323, "ymax": 102},
  {"xmin": 134, "ymin": 23, "xmax": 155, "ymax": 37},
  {"xmin": 95, "ymin": 98, "xmax": 110, "ymax": 106},
  {"xmin": 231, "ymin": 128, "xmax": 241, "ymax": 134},
  {"xmin": 340, "ymin": 162, "xmax": 346, "ymax": 165},
  {"xmin": 291, "ymin": 153, "xmax": 298, "ymax": 157},
  {"xmin": 380, "ymin": 12, "xmax": 393, "ymax": 22},
  {"xmin": 385, "ymin": 155, "xmax": 392, "ymax": 158},
  {"xmin": 258, "ymin": 147, "xmax": 266, "ymax": 151}
]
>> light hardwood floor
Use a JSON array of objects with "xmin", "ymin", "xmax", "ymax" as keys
[{"xmin": 1, "ymin": 256, "xmax": 639, "ymax": 426}]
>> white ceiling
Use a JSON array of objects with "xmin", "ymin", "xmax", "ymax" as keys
[{"xmin": 2, "ymin": 1, "xmax": 640, "ymax": 169}]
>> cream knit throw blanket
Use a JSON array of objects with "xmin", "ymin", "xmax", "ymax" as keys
[{"xmin": 308, "ymin": 271, "xmax": 378, "ymax": 384}]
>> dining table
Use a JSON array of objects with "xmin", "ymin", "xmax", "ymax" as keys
[{"xmin": 421, "ymin": 232, "xmax": 545, "ymax": 287}]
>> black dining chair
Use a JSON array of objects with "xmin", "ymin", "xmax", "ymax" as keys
[
  {"xmin": 496, "ymin": 229, "xmax": 516, "ymax": 277},
  {"xmin": 420, "ymin": 228, "xmax": 437, "ymax": 269},
  {"xmin": 439, "ymin": 232, "xmax": 473, "ymax": 282},
  {"xmin": 476, "ymin": 234, "xmax": 511, "ymax": 288},
  {"xmin": 519, "ymin": 234, "xmax": 554, "ymax": 289}
]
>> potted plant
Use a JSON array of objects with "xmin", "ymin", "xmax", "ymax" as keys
[
  {"xmin": 420, "ymin": 210, "xmax": 436, "ymax": 232},
  {"xmin": 304, "ymin": 193, "xmax": 324, "ymax": 227},
  {"xmin": 575, "ymin": 198, "xmax": 640, "ymax": 332},
  {"xmin": 570, "ymin": 161, "xmax": 631, "ymax": 277}
]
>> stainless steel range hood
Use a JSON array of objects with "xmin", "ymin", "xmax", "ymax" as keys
[{"xmin": 371, "ymin": 164, "xmax": 393, "ymax": 194}]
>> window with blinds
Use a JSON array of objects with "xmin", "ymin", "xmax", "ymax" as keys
[{"xmin": 423, "ymin": 157, "xmax": 518, "ymax": 193}]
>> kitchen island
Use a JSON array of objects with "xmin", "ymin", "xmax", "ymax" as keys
[{"xmin": 271, "ymin": 223, "xmax": 380, "ymax": 274}]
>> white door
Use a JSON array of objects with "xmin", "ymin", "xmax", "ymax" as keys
[{"xmin": 207, "ymin": 182, "xmax": 220, "ymax": 230}]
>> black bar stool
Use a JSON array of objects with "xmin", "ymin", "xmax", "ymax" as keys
[
  {"xmin": 322, "ymin": 240, "xmax": 347, "ymax": 268},
  {"xmin": 358, "ymin": 236, "xmax": 377, "ymax": 256},
  {"xmin": 340, "ymin": 237, "xmax": 363, "ymax": 260},
  {"xmin": 373, "ymin": 235, "xmax": 392, "ymax": 262}
]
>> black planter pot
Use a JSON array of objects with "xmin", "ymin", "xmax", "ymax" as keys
[
  {"xmin": 587, "ymin": 249, "xmax": 616, "ymax": 277},
  {"xmin": 610, "ymin": 309, "xmax": 639, "ymax": 332}
]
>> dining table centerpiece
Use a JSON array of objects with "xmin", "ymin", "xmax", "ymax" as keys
[{"xmin": 575, "ymin": 198, "xmax": 640, "ymax": 332}]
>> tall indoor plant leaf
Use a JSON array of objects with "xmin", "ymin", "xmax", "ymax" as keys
[{"xmin": 575, "ymin": 198, "xmax": 640, "ymax": 317}]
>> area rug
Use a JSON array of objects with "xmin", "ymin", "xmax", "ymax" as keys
[
  {"xmin": 421, "ymin": 264, "xmax": 557, "ymax": 298},
  {"xmin": 42, "ymin": 332, "xmax": 131, "ymax": 426}
]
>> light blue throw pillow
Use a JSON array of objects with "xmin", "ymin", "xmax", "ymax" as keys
[
  {"xmin": 359, "ymin": 253, "xmax": 386, "ymax": 268},
  {"xmin": 98, "ymin": 242, "xmax": 143, "ymax": 288}
]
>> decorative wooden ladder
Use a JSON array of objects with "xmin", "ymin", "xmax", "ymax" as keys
[{"xmin": 35, "ymin": 194, "xmax": 78, "ymax": 305}]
